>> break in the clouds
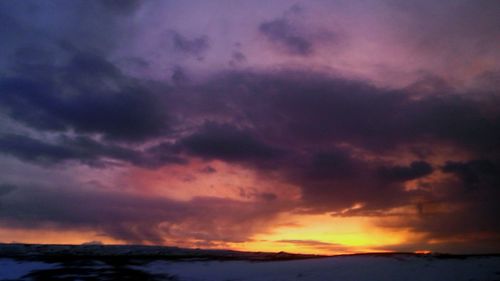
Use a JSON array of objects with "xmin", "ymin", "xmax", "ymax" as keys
[{"xmin": 0, "ymin": 0, "xmax": 499, "ymax": 254}]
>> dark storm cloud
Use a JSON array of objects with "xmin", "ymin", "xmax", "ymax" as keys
[
  {"xmin": 377, "ymin": 158, "xmax": 500, "ymax": 251},
  {"xmin": 187, "ymin": 71, "xmax": 406, "ymax": 150},
  {"xmin": 0, "ymin": 134, "xmax": 98, "ymax": 166},
  {"xmin": 383, "ymin": 184, "xmax": 500, "ymax": 253},
  {"xmin": 177, "ymin": 122, "xmax": 284, "ymax": 164},
  {"xmin": 0, "ymin": 134, "xmax": 185, "ymax": 168},
  {"xmin": 301, "ymin": 150, "xmax": 360, "ymax": 181},
  {"xmin": 0, "ymin": 183, "xmax": 284, "ymax": 244},
  {"xmin": 250, "ymin": 72, "xmax": 500, "ymax": 247},
  {"xmin": 407, "ymin": 96, "xmax": 500, "ymax": 152},
  {"xmin": 2, "ymin": 62, "xmax": 500, "ymax": 220},
  {"xmin": 0, "ymin": 52, "xmax": 170, "ymax": 142},
  {"xmin": 1, "ymin": 0, "xmax": 500, "ymax": 254},
  {"xmin": 174, "ymin": 69, "xmax": 500, "ymax": 227},
  {"xmin": 442, "ymin": 159, "xmax": 497, "ymax": 188},
  {"xmin": 290, "ymin": 149, "xmax": 415, "ymax": 214},
  {"xmin": 378, "ymin": 161, "xmax": 434, "ymax": 182},
  {"xmin": 190, "ymin": 70, "xmax": 500, "ymax": 154},
  {"xmin": 259, "ymin": 18, "xmax": 312, "ymax": 55}
]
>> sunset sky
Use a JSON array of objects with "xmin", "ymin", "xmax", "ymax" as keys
[{"xmin": 0, "ymin": 0, "xmax": 499, "ymax": 255}]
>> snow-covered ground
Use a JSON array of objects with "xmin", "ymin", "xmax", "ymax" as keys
[
  {"xmin": 0, "ymin": 259, "xmax": 59, "ymax": 280},
  {"xmin": 1, "ymin": 255, "xmax": 499, "ymax": 281},
  {"xmin": 133, "ymin": 255, "xmax": 500, "ymax": 281}
]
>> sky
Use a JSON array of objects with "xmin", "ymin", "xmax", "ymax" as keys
[{"xmin": 0, "ymin": 0, "xmax": 499, "ymax": 255}]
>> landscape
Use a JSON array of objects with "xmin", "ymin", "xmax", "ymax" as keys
[
  {"xmin": 1, "ymin": 0, "xmax": 499, "ymax": 280},
  {"xmin": 1, "ymin": 244, "xmax": 500, "ymax": 281}
]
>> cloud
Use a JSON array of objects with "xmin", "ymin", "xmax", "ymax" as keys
[
  {"xmin": 257, "ymin": 192, "xmax": 278, "ymax": 202},
  {"xmin": 229, "ymin": 51, "xmax": 246, "ymax": 66},
  {"xmin": 189, "ymin": 70, "xmax": 500, "ymax": 154},
  {"xmin": 289, "ymin": 149, "xmax": 414, "ymax": 214},
  {"xmin": 81, "ymin": 240, "xmax": 104, "ymax": 246},
  {"xmin": 259, "ymin": 18, "xmax": 312, "ymax": 55},
  {"xmin": 220, "ymin": 70, "xmax": 500, "ymax": 249},
  {"xmin": 169, "ymin": 69, "xmax": 500, "ymax": 233},
  {"xmin": 0, "ymin": 0, "xmax": 499, "ymax": 252},
  {"xmin": 276, "ymin": 239, "xmax": 350, "ymax": 252},
  {"xmin": 2, "ymin": 65, "xmax": 499, "ymax": 228},
  {"xmin": 300, "ymin": 150, "xmax": 360, "ymax": 181},
  {"xmin": 378, "ymin": 161, "xmax": 434, "ymax": 182},
  {"xmin": 442, "ymin": 159, "xmax": 498, "ymax": 188},
  {"xmin": 0, "ymin": 134, "xmax": 99, "ymax": 166},
  {"xmin": 177, "ymin": 122, "xmax": 284, "ymax": 164},
  {"xmin": 199, "ymin": 165, "xmax": 217, "ymax": 174},
  {"xmin": 0, "ymin": 184, "xmax": 16, "ymax": 197},
  {"xmin": 377, "ymin": 158, "xmax": 500, "ymax": 251},
  {"xmin": 170, "ymin": 31, "xmax": 209, "ymax": 59},
  {"xmin": 257, "ymin": 4, "xmax": 339, "ymax": 57},
  {"xmin": 0, "ymin": 52, "xmax": 171, "ymax": 142},
  {"xmin": 0, "ymin": 183, "xmax": 285, "ymax": 244},
  {"xmin": 239, "ymin": 188, "xmax": 278, "ymax": 202},
  {"xmin": 0, "ymin": 134, "xmax": 185, "ymax": 168}
]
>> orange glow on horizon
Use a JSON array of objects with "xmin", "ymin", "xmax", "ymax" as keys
[
  {"xmin": 0, "ymin": 228, "xmax": 124, "ymax": 245},
  {"xmin": 414, "ymin": 250, "xmax": 432, "ymax": 254},
  {"xmin": 228, "ymin": 213, "xmax": 412, "ymax": 255},
  {"xmin": 0, "ymin": 213, "xmax": 416, "ymax": 255},
  {"xmin": 0, "ymin": 211, "xmax": 420, "ymax": 255},
  {"xmin": 124, "ymin": 160, "xmax": 301, "ymax": 202}
]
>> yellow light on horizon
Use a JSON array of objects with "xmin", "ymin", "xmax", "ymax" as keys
[
  {"xmin": 414, "ymin": 250, "xmax": 432, "ymax": 254},
  {"xmin": 231, "ymin": 213, "xmax": 409, "ymax": 255}
]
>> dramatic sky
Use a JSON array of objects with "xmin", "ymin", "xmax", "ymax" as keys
[{"xmin": 1, "ymin": 0, "xmax": 499, "ymax": 254}]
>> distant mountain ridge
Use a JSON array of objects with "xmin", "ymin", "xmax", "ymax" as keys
[
  {"xmin": 0, "ymin": 243, "xmax": 326, "ymax": 261},
  {"xmin": 2, "ymin": 243, "xmax": 499, "ymax": 261}
]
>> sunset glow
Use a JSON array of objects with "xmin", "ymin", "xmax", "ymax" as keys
[{"xmin": 0, "ymin": 0, "xmax": 499, "ymax": 255}]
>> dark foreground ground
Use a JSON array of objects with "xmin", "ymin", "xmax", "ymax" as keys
[{"xmin": 1, "ymin": 244, "xmax": 499, "ymax": 281}]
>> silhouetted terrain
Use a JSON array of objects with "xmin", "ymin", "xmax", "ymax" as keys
[{"xmin": 1, "ymin": 244, "xmax": 499, "ymax": 280}]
